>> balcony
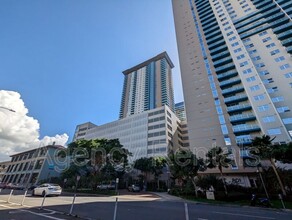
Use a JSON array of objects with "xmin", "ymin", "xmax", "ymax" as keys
[
  {"xmin": 254, "ymin": 0, "xmax": 273, "ymax": 9},
  {"xmin": 278, "ymin": 30, "xmax": 292, "ymax": 40},
  {"xmin": 281, "ymin": 37, "xmax": 292, "ymax": 47},
  {"xmin": 224, "ymin": 94, "xmax": 248, "ymax": 104},
  {"xmin": 233, "ymin": 124, "xmax": 261, "ymax": 134},
  {"xmin": 210, "ymin": 44, "xmax": 228, "ymax": 55},
  {"xmin": 212, "ymin": 51, "xmax": 230, "ymax": 61},
  {"xmin": 286, "ymin": 46, "xmax": 292, "ymax": 54},
  {"xmin": 215, "ymin": 63, "xmax": 235, "ymax": 74},
  {"xmin": 204, "ymin": 25, "xmax": 220, "ymax": 37},
  {"xmin": 269, "ymin": 17, "xmax": 290, "ymax": 29},
  {"xmin": 205, "ymin": 29, "xmax": 221, "ymax": 40},
  {"xmin": 237, "ymin": 19, "xmax": 267, "ymax": 34},
  {"xmin": 222, "ymin": 86, "xmax": 244, "ymax": 96},
  {"xmin": 227, "ymin": 104, "xmax": 252, "ymax": 113},
  {"xmin": 219, "ymin": 77, "xmax": 241, "ymax": 87},
  {"xmin": 240, "ymin": 24, "xmax": 270, "ymax": 39},
  {"xmin": 273, "ymin": 22, "xmax": 292, "ymax": 34},
  {"xmin": 281, "ymin": 1, "xmax": 292, "ymax": 9},
  {"xmin": 207, "ymin": 35, "xmax": 223, "ymax": 45},
  {"xmin": 203, "ymin": 20, "xmax": 218, "ymax": 30},
  {"xmin": 230, "ymin": 113, "xmax": 256, "ymax": 123},
  {"xmin": 217, "ymin": 70, "xmax": 238, "ymax": 81},
  {"xmin": 213, "ymin": 56, "xmax": 233, "ymax": 68},
  {"xmin": 208, "ymin": 39, "xmax": 225, "ymax": 50}
]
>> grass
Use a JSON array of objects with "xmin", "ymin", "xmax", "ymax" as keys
[{"xmin": 181, "ymin": 195, "xmax": 292, "ymax": 210}]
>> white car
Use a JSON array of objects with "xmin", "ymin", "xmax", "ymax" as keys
[{"xmin": 32, "ymin": 183, "xmax": 62, "ymax": 196}]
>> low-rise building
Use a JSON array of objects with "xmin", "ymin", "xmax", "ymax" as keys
[{"xmin": 1, "ymin": 145, "xmax": 67, "ymax": 187}]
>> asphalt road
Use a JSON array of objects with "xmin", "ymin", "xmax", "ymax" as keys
[{"xmin": 0, "ymin": 189, "xmax": 291, "ymax": 220}]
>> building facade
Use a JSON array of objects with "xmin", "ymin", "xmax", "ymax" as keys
[
  {"xmin": 172, "ymin": 0, "xmax": 292, "ymax": 156},
  {"xmin": 175, "ymin": 101, "xmax": 187, "ymax": 121},
  {"xmin": 0, "ymin": 161, "xmax": 10, "ymax": 182},
  {"xmin": 119, "ymin": 52, "xmax": 175, "ymax": 119},
  {"xmin": 74, "ymin": 106, "xmax": 188, "ymax": 162},
  {"xmin": 2, "ymin": 145, "xmax": 67, "ymax": 187}
]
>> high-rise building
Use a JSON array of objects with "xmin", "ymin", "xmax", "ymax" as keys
[
  {"xmin": 172, "ymin": 0, "xmax": 292, "ymax": 155},
  {"xmin": 175, "ymin": 101, "xmax": 187, "ymax": 121},
  {"xmin": 119, "ymin": 52, "xmax": 175, "ymax": 119}
]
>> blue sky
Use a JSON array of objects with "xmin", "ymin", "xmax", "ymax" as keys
[{"xmin": 0, "ymin": 0, "xmax": 183, "ymax": 143}]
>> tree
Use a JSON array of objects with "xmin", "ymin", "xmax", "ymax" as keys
[
  {"xmin": 62, "ymin": 138, "xmax": 131, "ymax": 189},
  {"xmin": 168, "ymin": 149, "xmax": 205, "ymax": 194},
  {"xmin": 150, "ymin": 157, "xmax": 167, "ymax": 190},
  {"xmin": 133, "ymin": 157, "xmax": 153, "ymax": 190},
  {"xmin": 251, "ymin": 135, "xmax": 286, "ymax": 196},
  {"xmin": 205, "ymin": 146, "xmax": 233, "ymax": 196},
  {"xmin": 273, "ymin": 142, "xmax": 292, "ymax": 164}
]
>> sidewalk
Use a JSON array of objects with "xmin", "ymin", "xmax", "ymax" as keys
[{"xmin": 151, "ymin": 192, "xmax": 183, "ymax": 201}]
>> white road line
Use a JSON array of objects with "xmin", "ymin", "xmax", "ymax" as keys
[
  {"xmin": 213, "ymin": 211, "xmax": 276, "ymax": 219},
  {"xmin": 0, "ymin": 203, "xmax": 65, "ymax": 220},
  {"xmin": 185, "ymin": 202, "xmax": 189, "ymax": 220}
]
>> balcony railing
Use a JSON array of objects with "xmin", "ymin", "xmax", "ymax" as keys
[
  {"xmin": 278, "ymin": 29, "xmax": 292, "ymax": 40},
  {"xmin": 281, "ymin": 37, "xmax": 292, "ymax": 47},
  {"xmin": 286, "ymin": 46, "xmax": 292, "ymax": 54},
  {"xmin": 213, "ymin": 57, "xmax": 233, "ymax": 67},
  {"xmin": 215, "ymin": 63, "xmax": 235, "ymax": 73},
  {"xmin": 217, "ymin": 70, "xmax": 238, "ymax": 81},
  {"xmin": 227, "ymin": 104, "xmax": 252, "ymax": 113},
  {"xmin": 222, "ymin": 86, "xmax": 244, "ymax": 95},
  {"xmin": 273, "ymin": 22, "xmax": 292, "ymax": 34},
  {"xmin": 233, "ymin": 124, "xmax": 261, "ymax": 134},
  {"xmin": 219, "ymin": 77, "xmax": 241, "ymax": 87},
  {"xmin": 230, "ymin": 113, "xmax": 256, "ymax": 123},
  {"xmin": 224, "ymin": 94, "xmax": 248, "ymax": 104}
]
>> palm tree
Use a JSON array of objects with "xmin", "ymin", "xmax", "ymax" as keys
[
  {"xmin": 252, "ymin": 135, "xmax": 286, "ymax": 196},
  {"xmin": 205, "ymin": 146, "xmax": 232, "ymax": 196}
]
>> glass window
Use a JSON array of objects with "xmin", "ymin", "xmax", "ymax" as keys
[
  {"xmin": 262, "ymin": 37, "xmax": 271, "ymax": 42},
  {"xmin": 277, "ymin": 106, "xmax": 290, "ymax": 113},
  {"xmin": 258, "ymin": 104, "xmax": 269, "ymax": 112},
  {"xmin": 234, "ymin": 48, "xmax": 242, "ymax": 53},
  {"xmin": 268, "ymin": 128, "xmax": 281, "ymax": 135},
  {"xmin": 231, "ymin": 42, "xmax": 239, "ymax": 47},
  {"xmin": 250, "ymin": 85, "xmax": 260, "ymax": 91},
  {"xmin": 284, "ymin": 72, "xmax": 292, "ymax": 78},
  {"xmin": 283, "ymin": 118, "xmax": 292, "ymax": 125},
  {"xmin": 216, "ymin": 106, "xmax": 223, "ymax": 114},
  {"xmin": 259, "ymin": 31, "xmax": 267, "ymax": 36},
  {"xmin": 240, "ymin": 61, "xmax": 248, "ymax": 67},
  {"xmin": 224, "ymin": 137, "xmax": 231, "ymax": 145},
  {"xmin": 275, "ymin": 56, "xmax": 285, "ymax": 62},
  {"xmin": 252, "ymin": 56, "xmax": 261, "ymax": 61},
  {"xmin": 243, "ymin": 68, "xmax": 252, "ymax": 74},
  {"xmin": 237, "ymin": 54, "xmax": 245, "ymax": 60},
  {"xmin": 262, "ymin": 116, "xmax": 276, "ymax": 123},
  {"xmin": 270, "ymin": 49, "xmax": 280, "ymax": 55},
  {"xmin": 259, "ymin": 70, "xmax": 269, "ymax": 76},
  {"xmin": 272, "ymin": 96, "xmax": 284, "ymax": 102},
  {"xmin": 246, "ymin": 76, "xmax": 256, "ymax": 82},
  {"xmin": 255, "ymin": 63, "xmax": 265, "ymax": 68},
  {"xmin": 254, "ymin": 94, "xmax": 265, "ymax": 101},
  {"xmin": 218, "ymin": 115, "xmax": 226, "ymax": 124},
  {"xmin": 221, "ymin": 125, "xmax": 228, "ymax": 135},
  {"xmin": 266, "ymin": 43, "xmax": 275, "ymax": 48}
]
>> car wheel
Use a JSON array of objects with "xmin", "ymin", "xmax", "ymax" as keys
[{"xmin": 42, "ymin": 191, "xmax": 46, "ymax": 197}]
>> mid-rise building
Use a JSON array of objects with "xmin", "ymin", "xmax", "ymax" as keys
[
  {"xmin": 0, "ymin": 161, "xmax": 10, "ymax": 182},
  {"xmin": 119, "ymin": 52, "xmax": 175, "ymax": 119},
  {"xmin": 2, "ymin": 145, "xmax": 66, "ymax": 187},
  {"xmin": 74, "ymin": 106, "xmax": 188, "ymax": 162},
  {"xmin": 172, "ymin": 0, "xmax": 292, "ymax": 156}
]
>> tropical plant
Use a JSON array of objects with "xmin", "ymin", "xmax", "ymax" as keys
[
  {"xmin": 251, "ymin": 135, "xmax": 286, "ymax": 196},
  {"xmin": 168, "ymin": 148, "xmax": 205, "ymax": 193},
  {"xmin": 205, "ymin": 146, "xmax": 233, "ymax": 196}
]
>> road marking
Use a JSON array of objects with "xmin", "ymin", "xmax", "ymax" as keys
[
  {"xmin": 0, "ymin": 203, "xmax": 65, "ymax": 220},
  {"xmin": 198, "ymin": 218, "xmax": 208, "ymax": 220},
  {"xmin": 185, "ymin": 202, "xmax": 189, "ymax": 220},
  {"xmin": 213, "ymin": 211, "xmax": 276, "ymax": 219}
]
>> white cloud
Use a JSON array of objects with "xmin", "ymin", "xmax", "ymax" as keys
[{"xmin": 0, "ymin": 90, "xmax": 69, "ymax": 161}]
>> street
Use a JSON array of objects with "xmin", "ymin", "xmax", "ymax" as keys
[{"xmin": 0, "ymin": 189, "xmax": 291, "ymax": 220}]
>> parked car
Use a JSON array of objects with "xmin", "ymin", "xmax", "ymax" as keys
[
  {"xmin": 128, "ymin": 184, "xmax": 140, "ymax": 192},
  {"xmin": 97, "ymin": 184, "xmax": 109, "ymax": 190},
  {"xmin": 32, "ymin": 183, "xmax": 62, "ymax": 196}
]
